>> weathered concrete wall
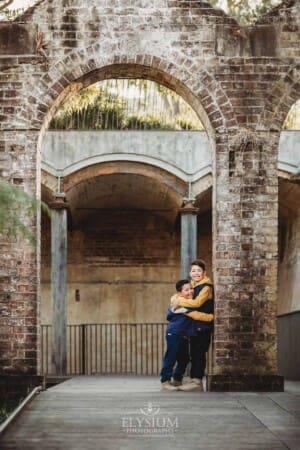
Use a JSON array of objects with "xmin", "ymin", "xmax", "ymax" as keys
[
  {"xmin": 277, "ymin": 311, "xmax": 300, "ymax": 379},
  {"xmin": 0, "ymin": 0, "xmax": 299, "ymax": 389},
  {"xmin": 40, "ymin": 211, "xmax": 212, "ymax": 325},
  {"xmin": 278, "ymin": 131, "xmax": 300, "ymax": 174},
  {"xmin": 277, "ymin": 178, "xmax": 300, "ymax": 379},
  {"xmin": 278, "ymin": 180, "xmax": 300, "ymax": 314},
  {"xmin": 41, "ymin": 130, "xmax": 300, "ymax": 182},
  {"xmin": 42, "ymin": 130, "xmax": 212, "ymax": 182}
]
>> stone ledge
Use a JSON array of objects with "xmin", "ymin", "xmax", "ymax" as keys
[{"xmin": 207, "ymin": 374, "xmax": 284, "ymax": 392}]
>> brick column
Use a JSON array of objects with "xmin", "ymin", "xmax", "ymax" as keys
[
  {"xmin": 50, "ymin": 195, "xmax": 68, "ymax": 376},
  {"xmin": 0, "ymin": 131, "xmax": 40, "ymax": 375},
  {"xmin": 180, "ymin": 201, "xmax": 199, "ymax": 278},
  {"xmin": 208, "ymin": 129, "xmax": 283, "ymax": 391}
]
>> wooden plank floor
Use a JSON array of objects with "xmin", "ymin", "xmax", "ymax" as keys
[{"xmin": 0, "ymin": 376, "xmax": 300, "ymax": 450}]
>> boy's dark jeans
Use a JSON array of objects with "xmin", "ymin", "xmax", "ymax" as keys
[
  {"xmin": 190, "ymin": 329, "xmax": 212, "ymax": 379},
  {"xmin": 160, "ymin": 333, "xmax": 190, "ymax": 383}
]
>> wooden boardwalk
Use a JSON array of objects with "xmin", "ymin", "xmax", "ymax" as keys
[{"xmin": 0, "ymin": 376, "xmax": 300, "ymax": 450}]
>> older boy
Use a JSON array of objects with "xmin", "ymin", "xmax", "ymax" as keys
[
  {"xmin": 160, "ymin": 278, "xmax": 213, "ymax": 391},
  {"xmin": 172, "ymin": 259, "xmax": 214, "ymax": 392}
]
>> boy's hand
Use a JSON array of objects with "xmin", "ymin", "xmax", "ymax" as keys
[{"xmin": 172, "ymin": 299, "xmax": 181, "ymax": 310}]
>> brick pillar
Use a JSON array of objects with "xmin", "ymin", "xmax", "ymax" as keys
[
  {"xmin": 0, "ymin": 131, "xmax": 40, "ymax": 375},
  {"xmin": 208, "ymin": 129, "xmax": 283, "ymax": 391},
  {"xmin": 50, "ymin": 195, "xmax": 68, "ymax": 376},
  {"xmin": 180, "ymin": 201, "xmax": 199, "ymax": 278}
]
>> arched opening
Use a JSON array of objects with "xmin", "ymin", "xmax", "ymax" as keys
[
  {"xmin": 277, "ymin": 99, "xmax": 300, "ymax": 380},
  {"xmin": 39, "ymin": 70, "xmax": 215, "ymax": 375}
]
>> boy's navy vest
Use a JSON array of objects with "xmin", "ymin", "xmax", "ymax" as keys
[{"xmin": 192, "ymin": 282, "xmax": 214, "ymax": 332}]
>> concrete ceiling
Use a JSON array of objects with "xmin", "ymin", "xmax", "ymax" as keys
[
  {"xmin": 66, "ymin": 173, "xmax": 183, "ymax": 228},
  {"xmin": 42, "ymin": 176, "xmax": 299, "ymax": 231},
  {"xmin": 194, "ymin": 186, "xmax": 212, "ymax": 216}
]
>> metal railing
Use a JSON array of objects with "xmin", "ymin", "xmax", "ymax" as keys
[
  {"xmin": 41, "ymin": 323, "xmax": 212, "ymax": 376},
  {"xmin": 41, "ymin": 323, "xmax": 167, "ymax": 376}
]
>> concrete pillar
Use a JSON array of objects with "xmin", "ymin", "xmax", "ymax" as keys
[
  {"xmin": 180, "ymin": 201, "xmax": 199, "ymax": 278},
  {"xmin": 50, "ymin": 195, "xmax": 68, "ymax": 376}
]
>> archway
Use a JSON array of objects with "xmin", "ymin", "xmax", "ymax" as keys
[
  {"xmin": 2, "ymin": 0, "xmax": 298, "ymax": 392},
  {"xmin": 39, "ymin": 70, "xmax": 216, "ymax": 375}
]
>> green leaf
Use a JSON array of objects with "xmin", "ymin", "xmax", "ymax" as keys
[{"xmin": 0, "ymin": 181, "xmax": 50, "ymax": 245}]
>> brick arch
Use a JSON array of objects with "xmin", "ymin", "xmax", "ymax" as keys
[
  {"xmin": 32, "ymin": 48, "xmax": 237, "ymax": 149},
  {"xmin": 261, "ymin": 63, "xmax": 300, "ymax": 131}
]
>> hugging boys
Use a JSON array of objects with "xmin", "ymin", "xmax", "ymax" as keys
[{"xmin": 160, "ymin": 259, "xmax": 214, "ymax": 392}]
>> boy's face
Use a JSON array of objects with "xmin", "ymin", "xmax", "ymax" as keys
[
  {"xmin": 190, "ymin": 265, "xmax": 205, "ymax": 283},
  {"xmin": 180, "ymin": 283, "xmax": 194, "ymax": 299}
]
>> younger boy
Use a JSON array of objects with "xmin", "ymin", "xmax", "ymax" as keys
[{"xmin": 160, "ymin": 279, "xmax": 213, "ymax": 391}]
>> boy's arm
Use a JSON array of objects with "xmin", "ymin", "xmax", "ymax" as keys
[
  {"xmin": 184, "ymin": 310, "xmax": 214, "ymax": 322},
  {"xmin": 170, "ymin": 293, "xmax": 181, "ymax": 306},
  {"xmin": 166, "ymin": 307, "xmax": 176, "ymax": 322},
  {"xmin": 177, "ymin": 285, "xmax": 212, "ymax": 308}
]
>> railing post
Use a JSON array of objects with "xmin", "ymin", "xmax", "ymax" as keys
[{"xmin": 81, "ymin": 324, "xmax": 86, "ymax": 375}]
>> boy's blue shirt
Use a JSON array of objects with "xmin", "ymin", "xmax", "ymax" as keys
[{"xmin": 166, "ymin": 307, "xmax": 198, "ymax": 337}]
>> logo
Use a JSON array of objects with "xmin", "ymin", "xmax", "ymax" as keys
[
  {"xmin": 122, "ymin": 402, "xmax": 179, "ymax": 436},
  {"xmin": 140, "ymin": 402, "xmax": 160, "ymax": 416}
]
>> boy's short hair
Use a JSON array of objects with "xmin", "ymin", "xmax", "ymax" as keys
[
  {"xmin": 175, "ymin": 279, "xmax": 190, "ymax": 292},
  {"xmin": 190, "ymin": 259, "xmax": 206, "ymax": 271}
]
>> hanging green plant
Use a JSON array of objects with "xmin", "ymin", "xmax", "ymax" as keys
[
  {"xmin": 49, "ymin": 79, "xmax": 203, "ymax": 131},
  {"xmin": 0, "ymin": 181, "xmax": 50, "ymax": 245}
]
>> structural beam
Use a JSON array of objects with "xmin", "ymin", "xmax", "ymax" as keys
[
  {"xmin": 180, "ymin": 200, "xmax": 199, "ymax": 278},
  {"xmin": 50, "ymin": 195, "xmax": 68, "ymax": 376}
]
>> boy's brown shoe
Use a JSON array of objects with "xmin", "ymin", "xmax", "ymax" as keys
[
  {"xmin": 171, "ymin": 379, "xmax": 183, "ymax": 387},
  {"xmin": 178, "ymin": 378, "xmax": 203, "ymax": 391},
  {"xmin": 161, "ymin": 381, "xmax": 179, "ymax": 391}
]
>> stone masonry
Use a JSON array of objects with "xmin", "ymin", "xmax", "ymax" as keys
[{"xmin": 1, "ymin": 0, "xmax": 300, "ymax": 389}]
